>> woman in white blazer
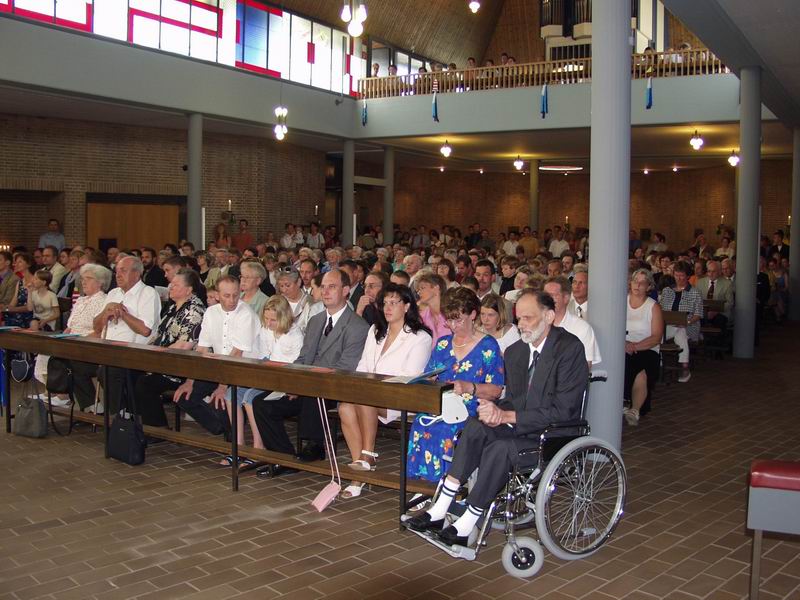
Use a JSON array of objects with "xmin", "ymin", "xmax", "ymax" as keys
[{"xmin": 339, "ymin": 283, "xmax": 432, "ymax": 499}]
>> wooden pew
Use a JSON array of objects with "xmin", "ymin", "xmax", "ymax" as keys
[
  {"xmin": 660, "ymin": 311, "xmax": 688, "ymax": 384},
  {"xmin": 0, "ymin": 331, "xmax": 445, "ymax": 513}
]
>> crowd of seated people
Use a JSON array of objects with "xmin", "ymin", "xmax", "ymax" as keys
[{"xmin": 0, "ymin": 216, "xmax": 791, "ymax": 503}]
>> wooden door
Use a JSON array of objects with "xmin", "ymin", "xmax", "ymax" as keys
[{"xmin": 87, "ymin": 203, "xmax": 179, "ymax": 250}]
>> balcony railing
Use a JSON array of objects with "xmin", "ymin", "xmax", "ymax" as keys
[{"xmin": 357, "ymin": 48, "xmax": 727, "ymax": 100}]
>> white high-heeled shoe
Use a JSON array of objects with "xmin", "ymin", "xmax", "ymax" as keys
[
  {"xmin": 348, "ymin": 450, "xmax": 378, "ymax": 471},
  {"xmin": 341, "ymin": 482, "xmax": 368, "ymax": 499}
]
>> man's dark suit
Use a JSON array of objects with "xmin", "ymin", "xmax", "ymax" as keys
[
  {"xmin": 348, "ymin": 282, "xmax": 364, "ymax": 310},
  {"xmin": 448, "ymin": 326, "xmax": 588, "ymax": 509},
  {"xmin": 143, "ymin": 266, "xmax": 168, "ymax": 288},
  {"xmin": 252, "ymin": 306, "xmax": 369, "ymax": 455},
  {"xmin": 769, "ymin": 244, "xmax": 790, "ymax": 260}
]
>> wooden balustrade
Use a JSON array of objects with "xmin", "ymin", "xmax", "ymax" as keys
[{"xmin": 357, "ymin": 48, "xmax": 726, "ymax": 100}]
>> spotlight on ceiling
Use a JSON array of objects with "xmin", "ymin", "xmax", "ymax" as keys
[
  {"xmin": 479, "ymin": 168, "xmax": 484, "ymax": 174},
  {"xmin": 513, "ymin": 155, "xmax": 524, "ymax": 171},
  {"xmin": 440, "ymin": 140, "xmax": 452, "ymax": 158},
  {"xmin": 728, "ymin": 150, "xmax": 740, "ymax": 167},
  {"xmin": 643, "ymin": 169, "xmax": 649, "ymax": 175},
  {"xmin": 439, "ymin": 166, "xmax": 445, "ymax": 172},
  {"xmin": 689, "ymin": 130, "xmax": 704, "ymax": 150}
]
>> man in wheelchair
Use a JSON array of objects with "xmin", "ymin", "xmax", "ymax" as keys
[{"xmin": 407, "ymin": 289, "xmax": 589, "ymax": 547}]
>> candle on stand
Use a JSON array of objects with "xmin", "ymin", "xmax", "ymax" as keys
[
  {"xmin": 721, "ymin": 214, "xmax": 724, "ymax": 223},
  {"xmin": 314, "ymin": 204, "xmax": 319, "ymax": 216},
  {"xmin": 228, "ymin": 199, "xmax": 232, "ymax": 212},
  {"xmin": 565, "ymin": 215, "xmax": 569, "ymax": 225}
]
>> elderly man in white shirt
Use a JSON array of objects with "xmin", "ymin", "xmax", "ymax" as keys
[
  {"xmin": 67, "ymin": 256, "xmax": 161, "ymax": 413},
  {"xmin": 172, "ymin": 276, "xmax": 259, "ymax": 437},
  {"xmin": 544, "ymin": 276, "xmax": 601, "ymax": 368}
]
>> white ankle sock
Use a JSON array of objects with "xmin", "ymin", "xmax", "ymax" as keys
[
  {"xmin": 453, "ymin": 504, "xmax": 484, "ymax": 536},
  {"xmin": 427, "ymin": 479, "xmax": 459, "ymax": 521}
]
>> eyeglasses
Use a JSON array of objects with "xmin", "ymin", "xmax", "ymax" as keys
[
  {"xmin": 383, "ymin": 299, "xmax": 405, "ymax": 308},
  {"xmin": 445, "ymin": 315, "xmax": 467, "ymax": 327}
]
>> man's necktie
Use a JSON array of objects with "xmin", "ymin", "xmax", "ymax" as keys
[
  {"xmin": 577, "ymin": 305, "xmax": 583, "ymax": 319},
  {"xmin": 323, "ymin": 316, "xmax": 333, "ymax": 337},
  {"xmin": 707, "ymin": 280, "xmax": 715, "ymax": 300},
  {"xmin": 527, "ymin": 351, "xmax": 541, "ymax": 388}
]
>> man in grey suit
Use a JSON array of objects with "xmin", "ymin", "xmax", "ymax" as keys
[
  {"xmin": 407, "ymin": 289, "xmax": 588, "ymax": 546},
  {"xmin": 695, "ymin": 259, "xmax": 734, "ymax": 328},
  {"xmin": 253, "ymin": 269, "xmax": 369, "ymax": 468}
]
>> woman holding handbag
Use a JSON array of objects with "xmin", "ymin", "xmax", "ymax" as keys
[{"xmin": 340, "ymin": 283, "xmax": 432, "ymax": 499}]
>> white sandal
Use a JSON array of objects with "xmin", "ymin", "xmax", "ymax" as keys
[
  {"xmin": 341, "ymin": 482, "xmax": 368, "ymax": 499},
  {"xmin": 348, "ymin": 450, "xmax": 378, "ymax": 471}
]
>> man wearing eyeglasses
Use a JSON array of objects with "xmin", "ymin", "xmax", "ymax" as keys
[{"xmin": 253, "ymin": 268, "xmax": 369, "ymax": 473}]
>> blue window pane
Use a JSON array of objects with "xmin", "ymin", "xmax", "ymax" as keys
[
  {"xmin": 235, "ymin": 1, "xmax": 244, "ymax": 62},
  {"xmin": 243, "ymin": 5, "xmax": 267, "ymax": 68}
]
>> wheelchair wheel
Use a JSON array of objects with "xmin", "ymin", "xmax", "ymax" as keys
[
  {"xmin": 534, "ymin": 437, "xmax": 626, "ymax": 561},
  {"xmin": 501, "ymin": 537, "xmax": 544, "ymax": 578}
]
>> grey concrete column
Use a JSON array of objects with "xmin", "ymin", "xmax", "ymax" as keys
[
  {"xmin": 733, "ymin": 66, "xmax": 761, "ymax": 357},
  {"xmin": 342, "ymin": 139, "xmax": 355, "ymax": 246},
  {"xmin": 586, "ymin": 0, "xmax": 631, "ymax": 452},
  {"xmin": 529, "ymin": 158, "xmax": 540, "ymax": 232},
  {"xmin": 187, "ymin": 113, "xmax": 203, "ymax": 248},
  {"xmin": 383, "ymin": 146, "xmax": 395, "ymax": 245},
  {"xmin": 790, "ymin": 127, "xmax": 800, "ymax": 320}
]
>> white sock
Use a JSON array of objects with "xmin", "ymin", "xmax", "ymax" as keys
[
  {"xmin": 427, "ymin": 479, "xmax": 459, "ymax": 521},
  {"xmin": 453, "ymin": 504, "xmax": 484, "ymax": 536}
]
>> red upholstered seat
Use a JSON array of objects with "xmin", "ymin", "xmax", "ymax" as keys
[{"xmin": 750, "ymin": 460, "xmax": 800, "ymax": 492}]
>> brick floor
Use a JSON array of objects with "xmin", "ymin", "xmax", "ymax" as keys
[{"xmin": 1, "ymin": 322, "xmax": 799, "ymax": 599}]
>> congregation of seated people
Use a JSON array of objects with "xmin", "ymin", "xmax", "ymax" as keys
[{"xmin": 0, "ymin": 216, "xmax": 790, "ymax": 504}]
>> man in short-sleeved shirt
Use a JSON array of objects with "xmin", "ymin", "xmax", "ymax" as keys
[
  {"xmin": 68, "ymin": 256, "xmax": 161, "ymax": 413},
  {"xmin": 544, "ymin": 277, "xmax": 601, "ymax": 368},
  {"xmin": 38, "ymin": 219, "xmax": 66, "ymax": 252},
  {"xmin": 172, "ymin": 276, "xmax": 259, "ymax": 437}
]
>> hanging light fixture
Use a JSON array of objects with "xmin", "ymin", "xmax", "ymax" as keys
[
  {"xmin": 728, "ymin": 150, "xmax": 740, "ymax": 167},
  {"xmin": 513, "ymin": 155, "xmax": 524, "ymax": 170},
  {"xmin": 341, "ymin": 0, "xmax": 367, "ymax": 38},
  {"xmin": 273, "ymin": 105, "xmax": 288, "ymax": 141},
  {"xmin": 689, "ymin": 130, "xmax": 704, "ymax": 150},
  {"xmin": 440, "ymin": 140, "xmax": 452, "ymax": 158},
  {"xmin": 468, "ymin": 1, "xmax": 480, "ymax": 13}
]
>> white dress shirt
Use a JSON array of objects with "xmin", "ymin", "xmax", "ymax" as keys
[
  {"xmin": 247, "ymin": 323, "xmax": 304, "ymax": 363},
  {"xmin": 568, "ymin": 296, "xmax": 588, "ymax": 320},
  {"xmin": 102, "ymin": 280, "xmax": 161, "ymax": 344},
  {"xmin": 558, "ymin": 310, "xmax": 601, "ymax": 365},
  {"xmin": 197, "ymin": 301, "xmax": 258, "ymax": 355},
  {"xmin": 548, "ymin": 239, "xmax": 570, "ymax": 258}
]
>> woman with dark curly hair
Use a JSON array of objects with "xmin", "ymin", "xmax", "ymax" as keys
[{"xmin": 340, "ymin": 283, "xmax": 433, "ymax": 499}]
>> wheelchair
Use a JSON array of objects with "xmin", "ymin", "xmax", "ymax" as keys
[{"xmin": 402, "ymin": 372, "xmax": 627, "ymax": 578}]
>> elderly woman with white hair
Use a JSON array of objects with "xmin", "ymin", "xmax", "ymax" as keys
[
  {"xmin": 39, "ymin": 263, "xmax": 112, "ymax": 406},
  {"xmin": 239, "ymin": 259, "xmax": 269, "ymax": 316},
  {"xmin": 623, "ymin": 268, "xmax": 664, "ymax": 426}
]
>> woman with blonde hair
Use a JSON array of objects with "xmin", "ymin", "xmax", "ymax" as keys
[
  {"xmin": 222, "ymin": 295, "xmax": 304, "ymax": 464},
  {"xmin": 478, "ymin": 293, "xmax": 520, "ymax": 354}
]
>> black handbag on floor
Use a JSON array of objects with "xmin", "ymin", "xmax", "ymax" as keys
[
  {"xmin": 13, "ymin": 396, "xmax": 47, "ymax": 438},
  {"xmin": 108, "ymin": 377, "xmax": 147, "ymax": 465}
]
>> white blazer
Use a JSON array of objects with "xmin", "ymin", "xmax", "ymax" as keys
[{"xmin": 356, "ymin": 325, "xmax": 433, "ymax": 423}]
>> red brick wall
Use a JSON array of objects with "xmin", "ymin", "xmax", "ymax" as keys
[
  {"xmin": 366, "ymin": 160, "xmax": 792, "ymax": 252},
  {"xmin": 0, "ymin": 114, "xmax": 325, "ymax": 249}
]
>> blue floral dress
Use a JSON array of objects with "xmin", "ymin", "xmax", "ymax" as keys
[
  {"xmin": 4, "ymin": 281, "xmax": 32, "ymax": 328},
  {"xmin": 406, "ymin": 334, "xmax": 505, "ymax": 482}
]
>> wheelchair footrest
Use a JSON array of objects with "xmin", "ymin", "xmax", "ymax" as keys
[{"xmin": 406, "ymin": 528, "xmax": 478, "ymax": 561}]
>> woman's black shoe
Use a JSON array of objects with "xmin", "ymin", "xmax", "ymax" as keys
[
  {"xmin": 405, "ymin": 512, "xmax": 444, "ymax": 532},
  {"xmin": 437, "ymin": 525, "xmax": 470, "ymax": 547}
]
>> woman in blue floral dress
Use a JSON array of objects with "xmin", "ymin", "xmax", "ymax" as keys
[{"xmin": 407, "ymin": 287, "xmax": 505, "ymax": 482}]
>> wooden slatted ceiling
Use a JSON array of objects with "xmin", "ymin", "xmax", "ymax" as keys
[
  {"xmin": 482, "ymin": 0, "xmax": 546, "ymax": 64},
  {"xmin": 277, "ymin": 0, "xmax": 506, "ymax": 69}
]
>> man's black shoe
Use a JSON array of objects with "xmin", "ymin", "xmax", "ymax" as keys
[
  {"xmin": 437, "ymin": 525, "xmax": 470, "ymax": 547},
  {"xmin": 296, "ymin": 442, "xmax": 325, "ymax": 462},
  {"xmin": 405, "ymin": 512, "xmax": 445, "ymax": 533},
  {"xmin": 256, "ymin": 464, "xmax": 299, "ymax": 478}
]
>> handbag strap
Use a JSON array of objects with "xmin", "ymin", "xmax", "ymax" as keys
[{"xmin": 316, "ymin": 397, "xmax": 340, "ymax": 486}]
